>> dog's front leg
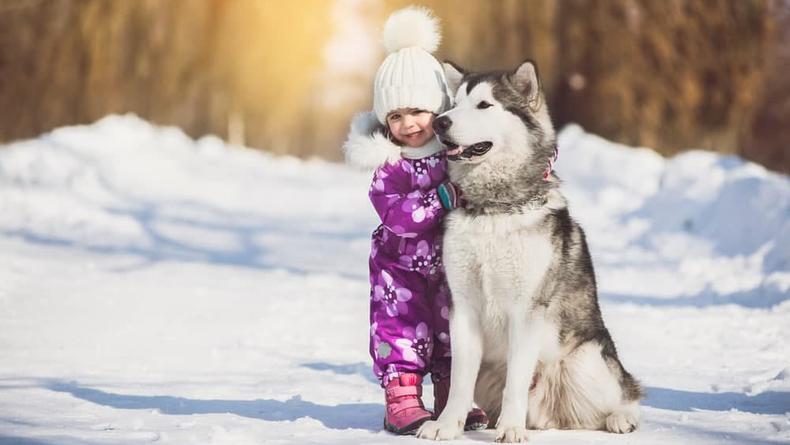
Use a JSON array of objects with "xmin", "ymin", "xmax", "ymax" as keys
[
  {"xmin": 417, "ymin": 302, "xmax": 482, "ymax": 440},
  {"xmin": 495, "ymin": 311, "xmax": 542, "ymax": 443}
]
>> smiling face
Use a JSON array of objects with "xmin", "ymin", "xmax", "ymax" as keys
[{"xmin": 386, "ymin": 108, "xmax": 436, "ymax": 148}]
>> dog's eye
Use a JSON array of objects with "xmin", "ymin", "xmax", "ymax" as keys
[{"xmin": 477, "ymin": 101, "xmax": 493, "ymax": 110}]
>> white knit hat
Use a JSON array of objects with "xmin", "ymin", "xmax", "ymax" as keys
[{"xmin": 373, "ymin": 7, "xmax": 451, "ymax": 124}]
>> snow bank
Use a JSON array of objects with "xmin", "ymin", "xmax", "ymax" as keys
[{"xmin": 558, "ymin": 124, "xmax": 789, "ymax": 306}]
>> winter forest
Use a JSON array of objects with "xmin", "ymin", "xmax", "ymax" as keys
[
  {"xmin": 2, "ymin": 0, "xmax": 788, "ymax": 171},
  {"xmin": 0, "ymin": 1, "xmax": 788, "ymax": 444}
]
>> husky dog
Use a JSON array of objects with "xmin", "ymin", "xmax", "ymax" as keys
[{"xmin": 416, "ymin": 61, "xmax": 643, "ymax": 442}]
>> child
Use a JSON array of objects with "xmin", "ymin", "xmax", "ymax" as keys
[{"xmin": 343, "ymin": 7, "xmax": 487, "ymax": 435}]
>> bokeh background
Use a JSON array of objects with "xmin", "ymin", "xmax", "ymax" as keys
[{"xmin": 1, "ymin": 0, "xmax": 787, "ymax": 172}]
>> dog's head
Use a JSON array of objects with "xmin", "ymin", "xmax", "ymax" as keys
[{"xmin": 434, "ymin": 61, "xmax": 555, "ymax": 170}]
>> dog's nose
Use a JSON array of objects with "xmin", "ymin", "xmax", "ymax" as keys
[{"xmin": 433, "ymin": 116, "xmax": 452, "ymax": 135}]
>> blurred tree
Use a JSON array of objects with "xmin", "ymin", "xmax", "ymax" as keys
[
  {"xmin": 212, "ymin": 0, "xmax": 332, "ymax": 155},
  {"xmin": 741, "ymin": 0, "xmax": 789, "ymax": 171},
  {"xmin": 554, "ymin": 0, "xmax": 774, "ymax": 159},
  {"xmin": 0, "ymin": 0, "xmax": 330, "ymax": 157}
]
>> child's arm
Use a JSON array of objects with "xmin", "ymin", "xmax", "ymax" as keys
[{"xmin": 369, "ymin": 161, "xmax": 448, "ymax": 237}]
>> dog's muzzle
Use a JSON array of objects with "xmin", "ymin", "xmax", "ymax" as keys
[
  {"xmin": 441, "ymin": 139, "xmax": 493, "ymax": 161},
  {"xmin": 434, "ymin": 116, "xmax": 493, "ymax": 161}
]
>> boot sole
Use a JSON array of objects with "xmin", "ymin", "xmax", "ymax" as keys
[{"xmin": 383, "ymin": 415, "xmax": 432, "ymax": 435}]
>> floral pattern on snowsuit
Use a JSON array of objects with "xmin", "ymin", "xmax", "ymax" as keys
[
  {"xmin": 343, "ymin": 112, "xmax": 453, "ymax": 386},
  {"xmin": 367, "ymin": 151, "xmax": 452, "ymax": 386}
]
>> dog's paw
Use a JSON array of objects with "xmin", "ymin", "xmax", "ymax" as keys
[
  {"xmin": 495, "ymin": 425, "xmax": 529, "ymax": 443},
  {"xmin": 605, "ymin": 409, "xmax": 639, "ymax": 434},
  {"xmin": 416, "ymin": 419, "xmax": 464, "ymax": 441}
]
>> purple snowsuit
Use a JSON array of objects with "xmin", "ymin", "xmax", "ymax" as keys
[{"xmin": 343, "ymin": 112, "xmax": 451, "ymax": 387}]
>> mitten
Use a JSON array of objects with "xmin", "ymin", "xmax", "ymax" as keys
[{"xmin": 437, "ymin": 181, "xmax": 462, "ymax": 210}]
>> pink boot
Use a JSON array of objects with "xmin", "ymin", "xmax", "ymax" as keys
[
  {"xmin": 383, "ymin": 373, "xmax": 433, "ymax": 434},
  {"xmin": 432, "ymin": 375, "xmax": 490, "ymax": 431}
]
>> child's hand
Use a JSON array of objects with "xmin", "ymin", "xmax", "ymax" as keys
[{"xmin": 437, "ymin": 181, "xmax": 463, "ymax": 210}]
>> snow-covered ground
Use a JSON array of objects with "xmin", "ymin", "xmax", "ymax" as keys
[{"xmin": 0, "ymin": 115, "xmax": 787, "ymax": 445}]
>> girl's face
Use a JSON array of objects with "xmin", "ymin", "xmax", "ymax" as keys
[{"xmin": 386, "ymin": 109, "xmax": 436, "ymax": 148}]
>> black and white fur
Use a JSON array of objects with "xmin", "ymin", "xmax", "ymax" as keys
[{"xmin": 416, "ymin": 61, "xmax": 643, "ymax": 442}]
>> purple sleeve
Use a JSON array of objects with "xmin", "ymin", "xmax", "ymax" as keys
[{"xmin": 369, "ymin": 160, "xmax": 446, "ymax": 237}]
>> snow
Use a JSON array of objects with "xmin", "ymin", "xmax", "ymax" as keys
[{"xmin": 0, "ymin": 114, "xmax": 788, "ymax": 444}]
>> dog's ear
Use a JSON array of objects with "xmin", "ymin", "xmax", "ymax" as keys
[
  {"xmin": 511, "ymin": 60, "xmax": 541, "ymax": 109},
  {"xmin": 443, "ymin": 61, "xmax": 465, "ymax": 97}
]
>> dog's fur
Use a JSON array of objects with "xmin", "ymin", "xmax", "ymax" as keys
[{"xmin": 416, "ymin": 61, "xmax": 643, "ymax": 442}]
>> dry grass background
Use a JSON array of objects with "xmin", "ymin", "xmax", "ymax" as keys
[{"xmin": 0, "ymin": 0, "xmax": 786, "ymax": 172}]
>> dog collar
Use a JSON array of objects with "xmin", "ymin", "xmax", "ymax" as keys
[
  {"xmin": 543, "ymin": 144, "xmax": 559, "ymax": 181},
  {"xmin": 463, "ymin": 194, "xmax": 548, "ymax": 215}
]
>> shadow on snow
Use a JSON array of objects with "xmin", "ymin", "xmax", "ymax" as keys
[
  {"xmin": 40, "ymin": 380, "xmax": 790, "ymax": 428},
  {"xmin": 45, "ymin": 380, "xmax": 382, "ymax": 431},
  {"xmin": 600, "ymin": 287, "xmax": 788, "ymax": 309},
  {"xmin": 643, "ymin": 386, "xmax": 790, "ymax": 415}
]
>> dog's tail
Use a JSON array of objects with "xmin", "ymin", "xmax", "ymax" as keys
[{"xmin": 382, "ymin": 6, "xmax": 441, "ymax": 54}]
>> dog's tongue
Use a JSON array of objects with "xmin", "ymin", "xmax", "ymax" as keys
[{"xmin": 446, "ymin": 146, "xmax": 465, "ymax": 156}]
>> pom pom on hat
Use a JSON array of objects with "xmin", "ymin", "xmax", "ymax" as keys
[{"xmin": 382, "ymin": 6, "xmax": 441, "ymax": 54}]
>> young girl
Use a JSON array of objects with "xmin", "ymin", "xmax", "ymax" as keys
[{"xmin": 343, "ymin": 7, "xmax": 487, "ymax": 435}]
